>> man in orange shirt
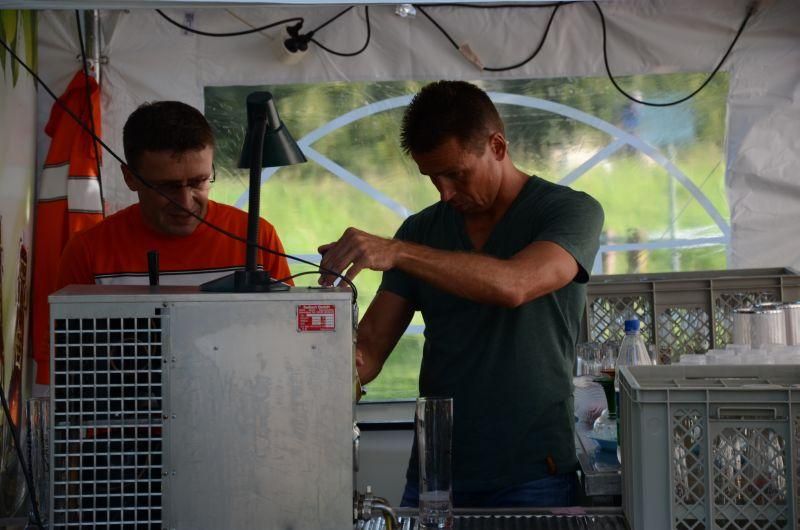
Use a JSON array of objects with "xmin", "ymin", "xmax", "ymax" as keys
[{"xmin": 58, "ymin": 101, "xmax": 292, "ymax": 287}]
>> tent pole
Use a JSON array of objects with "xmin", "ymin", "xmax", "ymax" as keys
[{"xmin": 83, "ymin": 9, "xmax": 101, "ymax": 84}]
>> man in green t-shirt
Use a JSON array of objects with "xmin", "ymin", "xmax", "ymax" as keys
[{"xmin": 319, "ymin": 81, "xmax": 604, "ymax": 507}]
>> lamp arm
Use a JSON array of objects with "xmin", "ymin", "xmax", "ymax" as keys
[{"xmin": 246, "ymin": 116, "xmax": 268, "ymax": 273}]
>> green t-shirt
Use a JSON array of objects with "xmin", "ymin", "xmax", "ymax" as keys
[{"xmin": 380, "ymin": 176, "xmax": 604, "ymax": 492}]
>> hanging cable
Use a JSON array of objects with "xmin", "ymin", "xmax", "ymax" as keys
[
  {"xmin": 310, "ymin": 7, "xmax": 371, "ymax": 57},
  {"xmin": 0, "ymin": 35, "xmax": 358, "ymax": 300},
  {"xmin": 310, "ymin": 6, "xmax": 354, "ymax": 34},
  {"xmin": 415, "ymin": 5, "xmax": 459, "ymax": 49},
  {"xmin": 415, "ymin": 3, "xmax": 569, "ymax": 71},
  {"xmin": 156, "ymin": 9, "xmax": 303, "ymax": 37},
  {"xmin": 595, "ymin": 0, "xmax": 755, "ymax": 107},
  {"xmin": 75, "ymin": 10, "xmax": 105, "ymax": 216},
  {"xmin": 484, "ymin": 4, "xmax": 561, "ymax": 72},
  {"xmin": 418, "ymin": 2, "xmax": 568, "ymax": 7}
]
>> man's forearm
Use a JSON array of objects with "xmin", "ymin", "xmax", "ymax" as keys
[{"xmin": 392, "ymin": 240, "xmax": 572, "ymax": 307}]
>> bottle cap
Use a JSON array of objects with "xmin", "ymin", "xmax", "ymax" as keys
[{"xmin": 624, "ymin": 319, "xmax": 640, "ymax": 332}]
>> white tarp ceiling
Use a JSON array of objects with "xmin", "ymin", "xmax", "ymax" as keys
[
  {"xmin": 6, "ymin": 1, "xmax": 585, "ymax": 7},
  {"xmin": 33, "ymin": 0, "xmax": 800, "ymax": 270}
]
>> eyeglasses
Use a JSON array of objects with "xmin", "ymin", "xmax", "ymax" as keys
[{"xmin": 145, "ymin": 164, "xmax": 216, "ymax": 194}]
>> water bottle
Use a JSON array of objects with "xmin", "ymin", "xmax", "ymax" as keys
[{"xmin": 615, "ymin": 319, "xmax": 652, "ymax": 463}]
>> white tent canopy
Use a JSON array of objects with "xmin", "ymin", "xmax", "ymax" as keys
[{"xmin": 31, "ymin": 0, "xmax": 800, "ymax": 269}]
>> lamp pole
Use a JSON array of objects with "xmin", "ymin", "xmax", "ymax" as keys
[{"xmin": 201, "ymin": 91, "xmax": 305, "ymax": 293}]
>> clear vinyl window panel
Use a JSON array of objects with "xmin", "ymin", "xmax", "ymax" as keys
[
  {"xmin": 205, "ymin": 74, "xmax": 729, "ymax": 401},
  {"xmin": 52, "ymin": 316, "xmax": 163, "ymax": 529}
]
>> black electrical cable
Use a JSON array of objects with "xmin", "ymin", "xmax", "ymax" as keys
[
  {"xmin": 309, "ymin": 6, "xmax": 354, "ymax": 34},
  {"xmin": 0, "ymin": 381, "xmax": 44, "ymax": 529},
  {"xmin": 156, "ymin": 9, "xmax": 303, "ymax": 37},
  {"xmin": 484, "ymin": 4, "xmax": 561, "ymax": 72},
  {"xmin": 413, "ymin": 2, "xmax": 574, "ymax": 72},
  {"xmin": 272, "ymin": 269, "xmax": 326, "ymax": 285},
  {"xmin": 418, "ymin": 2, "xmax": 569, "ymax": 9},
  {"xmin": 595, "ymin": 0, "xmax": 755, "ymax": 107},
  {"xmin": 415, "ymin": 5, "xmax": 459, "ymax": 49},
  {"xmin": 310, "ymin": 6, "xmax": 371, "ymax": 57},
  {"xmin": 0, "ymin": 35, "xmax": 358, "ymax": 300},
  {"xmin": 75, "ymin": 11, "xmax": 105, "ymax": 217}
]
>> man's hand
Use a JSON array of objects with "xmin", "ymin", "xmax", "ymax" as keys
[
  {"xmin": 355, "ymin": 348, "xmax": 365, "ymax": 368},
  {"xmin": 317, "ymin": 227, "xmax": 400, "ymax": 286}
]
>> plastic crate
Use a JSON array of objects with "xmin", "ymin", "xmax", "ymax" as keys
[
  {"xmin": 619, "ymin": 364, "xmax": 800, "ymax": 530},
  {"xmin": 582, "ymin": 267, "xmax": 800, "ymax": 361}
]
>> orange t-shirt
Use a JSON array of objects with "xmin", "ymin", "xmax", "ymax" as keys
[{"xmin": 57, "ymin": 200, "xmax": 293, "ymax": 287}]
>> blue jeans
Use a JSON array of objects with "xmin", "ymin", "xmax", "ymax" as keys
[{"xmin": 400, "ymin": 472, "xmax": 578, "ymax": 508}]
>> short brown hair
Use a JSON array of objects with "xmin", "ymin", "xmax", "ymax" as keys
[
  {"xmin": 400, "ymin": 81, "xmax": 504, "ymax": 155},
  {"xmin": 123, "ymin": 101, "xmax": 215, "ymax": 171}
]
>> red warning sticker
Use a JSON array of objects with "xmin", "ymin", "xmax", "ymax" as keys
[{"xmin": 297, "ymin": 304, "xmax": 336, "ymax": 332}]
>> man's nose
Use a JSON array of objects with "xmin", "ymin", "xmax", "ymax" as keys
[
  {"xmin": 173, "ymin": 186, "xmax": 194, "ymax": 207},
  {"xmin": 433, "ymin": 177, "xmax": 455, "ymax": 202}
]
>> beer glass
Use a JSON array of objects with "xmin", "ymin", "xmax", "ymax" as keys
[{"xmin": 416, "ymin": 397, "xmax": 453, "ymax": 530}]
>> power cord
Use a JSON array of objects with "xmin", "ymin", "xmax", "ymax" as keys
[
  {"xmin": 594, "ymin": 0, "xmax": 755, "ymax": 107},
  {"xmin": 418, "ymin": 2, "xmax": 568, "ymax": 7},
  {"xmin": 75, "ymin": 10, "xmax": 105, "ymax": 216},
  {"xmin": 414, "ymin": 2, "xmax": 566, "ymax": 71},
  {"xmin": 279, "ymin": 7, "xmax": 372, "ymax": 57},
  {"xmin": 416, "ymin": 0, "xmax": 752, "ymax": 102},
  {"xmin": 310, "ymin": 7, "xmax": 371, "ymax": 57},
  {"xmin": 156, "ymin": 9, "xmax": 304, "ymax": 37},
  {"xmin": 310, "ymin": 6, "xmax": 354, "ymax": 34},
  {"xmin": 485, "ymin": 4, "xmax": 561, "ymax": 72},
  {"xmin": 0, "ymin": 35, "xmax": 358, "ymax": 302}
]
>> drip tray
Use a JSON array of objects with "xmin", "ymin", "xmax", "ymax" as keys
[{"xmin": 359, "ymin": 511, "xmax": 629, "ymax": 530}]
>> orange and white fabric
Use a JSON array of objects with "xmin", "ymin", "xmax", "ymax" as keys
[
  {"xmin": 56, "ymin": 201, "xmax": 292, "ymax": 288},
  {"xmin": 31, "ymin": 71, "xmax": 104, "ymax": 385}
]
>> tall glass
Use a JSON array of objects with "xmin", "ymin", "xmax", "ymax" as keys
[{"xmin": 416, "ymin": 397, "xmax": 453, "ymax": 530}]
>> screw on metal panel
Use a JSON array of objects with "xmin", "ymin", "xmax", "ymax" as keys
[
  {"xmin": 172, "ymin": 471, "xmax": 176, "ymax": 475},
  {"xmin": 163, "ymin": 414, "xmax": 168, "ymax": 419},
  {"xmin": 213, "ymin": 346, "xmax": 219, "ymax": 351},
  {"xmin": 172, "ymin": 414, "xmax": 176, "ymax": 419}
]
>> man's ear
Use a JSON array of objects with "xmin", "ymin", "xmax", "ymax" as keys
[
  {"xmin": 121, "ymin": 163, "xmax": 140, "ymax": 192},
  {"xmin": 488, "ymin": 132, "xmax": 508, "ymax": 161}
]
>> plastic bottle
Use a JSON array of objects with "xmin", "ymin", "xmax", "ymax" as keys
[{"xmin": 614, "ymin": 318, "xmax": 652, "ymax": 463}]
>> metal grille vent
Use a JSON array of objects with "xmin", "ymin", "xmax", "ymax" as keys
[
  {"xmin": 52, "ymin": 316, "xmax": 163, "ymax": 529},
  {"xmin": 711, "ymin": 427, "xmax": 788, "ymax": 530},
  {"xmin": 657, "ymin": 307, "xmax": 710, "ymax": 358},
  {"xmin": 713, "ymin": 292, "xmax": 778, "ymax": 348},
  {"xmin": 588, "ymin": 296, "xmax": 653, "ymax": 344},
  {"xmin": 672, "ymin": 409, "xmax": 706, "ymax": 530}
]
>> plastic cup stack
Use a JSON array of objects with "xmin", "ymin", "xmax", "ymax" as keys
[
  {"xmin": 677, "ymin": 345, "xmax": 800, "ymax": 366},
  {"xmin": 678, "ymin": 354, "xmax": 707, "ymax": 365},
  {"xmin": 784, "ymin": 302, "xmax": 800, "ymax": 346},
  {"xmin": 676, "ymin": 302, "xmax": 800, "ymax": 366},
  {"xmin": 732, "ymin": 307, "xmax": 755, "ymax": 346},
  {"xmin": 750, "ymin": 306, "xmax": 786, "ymax": 348},
  {"xmin": 704, "ymin": 349, "xmax": 741, "ymax": 365}
]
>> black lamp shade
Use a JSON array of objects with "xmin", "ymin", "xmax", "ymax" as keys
[{"xmin": 238, "ymin": 91, "xmax": 306, "ymax": 168}]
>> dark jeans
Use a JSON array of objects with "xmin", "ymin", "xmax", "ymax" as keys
[{"xmin": 400, "ymin": 472, "xmax": 578, "ymax": 508}]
